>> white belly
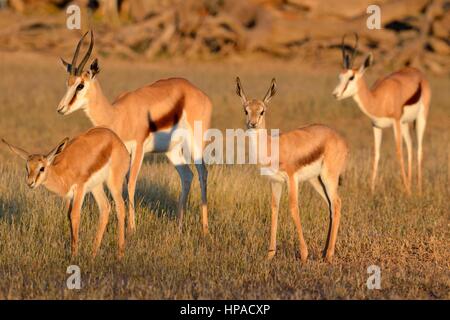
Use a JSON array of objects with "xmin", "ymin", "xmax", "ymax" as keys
[
  {"xmin": 64, "ymin": 163, "xmax": 110, "ymax": 199},
  {"xmin": 372, "ymin": 117, "xmax": 394, "ymax": 129},
  {"xmin": 296, "ymin": 159, "xmax": 323, "ymax": 182},
  {"xmin": 143, "ymin": 111, "xmax": 191, "ymax": 153},
  {"xmin": 265, "ymin": 159, "xmax": 323, "ymax": 183},
  {"xmin": 401, "ymin": 102, "xmax": 422, "ymax": 123},
  {"xmin": 84, "ymin": 162, "xmax": 111, "ymax": 192}
]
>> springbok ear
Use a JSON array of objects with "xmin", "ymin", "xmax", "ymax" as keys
[
  {"xmin": 359, "ymin": 53, "xmax": 373, "ymax": 74},
  {"xmin": 90, "ymin": 58, "xmax": 100, "ymax": 78},
  {"xmin": 46, "ymin": 137, "xmax": 69, "ymax": 164},
  {"xmin": 263, "ymin": 78, "xmax": 277, "ymax": 104},
  {"xmin": 60, "ymin": 58, "xmax": 73, "ymax": 74},
  {"xmin": 2, "ymin": 139, "xmax": 29, "ymax": 161},
  {"xmin": 236, "ymin": 77, "xmax": 247, "ymax": 104}
]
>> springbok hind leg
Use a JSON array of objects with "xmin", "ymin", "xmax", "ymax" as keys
[
  {"xmin": 108, "ymin": 176, "xmax": 126, "ymax": 259},
  {"xmin": 401, "ymin": 122, "xmax": 413, "ymax": 190},
  {"xmin": 393, "ymin": 121, "xmax": 411, "ymax": 195},
  {"xmin": 69, "ymin": 187, "xmax": 85, "ymax": 258},
  {"xmin": 371, "ymin": 127, "xmax": 383, "ymax": 193},
  {"xmin": 127, "ymin": 145, "xmax": 144, "ymax": 235},
  {"xmin": 415, "ymin": 109, "xmax": 427, "ymax": 194},
  {"xmin": 319, "ymin": 174, "xmax": 341, "ymax": 263},
  {"xmin": 91, "ymin": 185, "xmax": 111, "ymax": 258},
  {"xmin": 166, "ymin": 146, "xmax": 193, "ymax": 233},
  {"xmin": 195, "ymin": 162, "xmax": 209, "ymax": 235}
]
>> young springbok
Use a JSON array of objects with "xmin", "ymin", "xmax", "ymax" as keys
[
  {"xmin": 57, "ymin": 31, "xmax": 212, "ymax": 234},
  {"xmin": 332, "ymin": 33, "xmax": 431, "ymax": 195},
  {"xmin": 2, "ymin": 127, "xmax": 130, "ymax": 258},
  {"xmin": 236, "ymin": 77, "xmax": 349, "ymax": 263}
]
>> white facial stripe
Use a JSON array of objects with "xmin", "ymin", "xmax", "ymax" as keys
[{"xmin": 63, "ymin": 78, "xmax": 82, "ymax": 107}]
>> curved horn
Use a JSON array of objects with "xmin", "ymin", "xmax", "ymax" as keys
[
  {"xmin": 341, "ymin": 33, "xmax": 350, "ymax": 69},
  {"xmin": 341, "ymin": 33, "xmax": 346, "ymax": 67},
  {"xmin": 350, "ymin": 32, "xmax": 359, "ymax": 68},
  {"xmin": 71, "ymin": 31, "xmax": 89, "ymax": 75},
  {"xmin": 76, "ymin": 30, "xmax": 94, "ymax": 75}
]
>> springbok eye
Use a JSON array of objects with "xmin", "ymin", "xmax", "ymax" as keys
[
  {"xmin": 260, "ymin": 110, "xmax": 265, "ymax": 116},
  {"xmin": 349, "ymin": 75, "xmax": 355, "ymax": 81},
  {"xmin": 76, "ymin": 83, "xmax": 84, "ymax": 91},
  {"xmin": 40, "ymin": 167, "xmax": 45, "ymax": 172},
  {"xmin": 245, "ymin": 110, "xmax": 248, "ymax": 115}
]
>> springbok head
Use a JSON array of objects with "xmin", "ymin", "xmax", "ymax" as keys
[
  {"xmin": 2, "ymin": 138, "xmax": 69, "ymax": 189},
  {"xmin": 57, "ymin": 30, "xmax": 100, "ymax": 115},
  {"xmin": 332, "ymin": 33, "xmax": 373, "ymax": 100},
  {"xmin": 236, "ymin": 77, "xmax": 277, "ymax": 129}
]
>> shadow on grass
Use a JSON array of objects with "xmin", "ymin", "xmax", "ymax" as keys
[
  {"xmin": 134, "ymin": 174, "xmax": 179, "ymax": 220},
  {"xmin": 0, "ymin": 195, "xmax": 25, "ymax": 223}
]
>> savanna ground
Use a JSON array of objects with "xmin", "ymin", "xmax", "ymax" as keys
[{"xmin": 0, "ymin": 52, "xmax": 448, "ymax": 299}]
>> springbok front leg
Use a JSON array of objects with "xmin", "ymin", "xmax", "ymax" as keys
[
  {"xmin": 393, "ymin": 121, "xmax": 411, "ymax": 195},
  {"xmin": 268, "ymin": 181, "xmax": 282, "ymax": 260},
  {"xmin": 91, "ymin": 185, "xmax": 111, "ymax": 258},
  {"xmin": 371, "ymin": 126, "xmax": 383, "ymax": 193},
  {"xmin": 127, "ymin": 144, "xmax": 144, "ymax": 234},
  {"xmin": 288, "ymin": 175, "xmax": 308, "ymax": 263},
  {"xmin": 401, "ymin": 122, "xmax": 413, "ymax": 189},
  {"xmin": 69, "ymin": 186, "xmax": 85, "ymax": 257}
]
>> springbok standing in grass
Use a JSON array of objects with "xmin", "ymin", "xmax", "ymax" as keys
[
  {"xmin": 57, "ymin": 31, "xmax": 212, "ymax": 234},
  {"xmin": 235, "ymin": 77, "xmax": 349, "ymax": 263},
  {"xmin": 332, "ymin": 34, "xmax": 431, "ymax": 195},
  {"xmin": 2, "ymin": 127, "xmax": 130, "ymax": 258}
]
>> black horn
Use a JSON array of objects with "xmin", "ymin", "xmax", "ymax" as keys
[
  {"xmin": 341, "ymin": 34, "xmax": 350, "ymax": 69},
  {"xmin": 350, "ymin": 32, "xmax": 359, "ymax": 68},
  {"xmin": 341, "ymin": 32, "xmax": 359, "ymax": 69},
  {"xmin": 71, "ymin": 31, "xmax": 89, "ymax": 75},
  {"xmin": 76, "ymin": 30, "xmax": 94, "ymax": 75}
]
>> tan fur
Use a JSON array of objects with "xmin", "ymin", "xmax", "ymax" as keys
[
  {"xmin": 333, "ymin": 54, "xmax": 431, "ymax": 195},
  {"xmin": 2, "ymin": 127, "xmax": 130, "ymax": 258},
  {"xmin": 58, "ymin": 64, "xmax": 212, "ymax": 235},
  {"xmin": 236, "ymin": 78, "xmax": 349, "ymax": 263}
]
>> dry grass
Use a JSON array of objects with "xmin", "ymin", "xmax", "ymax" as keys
[{"xmin": 0, "ymin": 53, "xmax": 448, "ymax": 299}]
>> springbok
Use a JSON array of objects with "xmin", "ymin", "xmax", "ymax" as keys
[
  {"xmin": 235, "ymin": 77, "xmax": 349, "ymax": 263},
  {"xmin": 332, "ymin": 33, "xmax": 431, "ymax": 195},
  {"xmin": 57, "ymin": 31, "xmax": 212, "ymax": 235},
  {"xmin": 2, "ymin": 127, "xmax": 130, "ymax": 258}
]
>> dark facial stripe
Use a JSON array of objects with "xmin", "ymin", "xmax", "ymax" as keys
[
  {"xmin": 341, "ymin": 74, "xmax": 353, "ymax": 95},
  {"xmin": 68, "ymin": 90, "xmax": 77, "ymax": 106}
]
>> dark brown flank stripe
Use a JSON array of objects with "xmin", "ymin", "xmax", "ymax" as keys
[
  {"xmin": 85, "ymin": 141, "xmax": 113, "ymax": 177},
  {"xmin": 404, "ymin": 83, "xmax": 422, "ymax": 106},
  {"xmin": 147, "ymin": 96, "xmax": 184, "ymax": 133},
  {"xmin": 295, "ymin": 145, "xmax": 325, "ymax": 168}
]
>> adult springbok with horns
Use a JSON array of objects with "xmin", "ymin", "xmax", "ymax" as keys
[
  {"xmin": 58, "ymin": 31, "xmax": 212, "ymax": 234},
  {"xmin": 332, "ymin": 33, "xmax": 431, "ymax": 195},
  {"xmin": 236, "ymin": 77, "xmax": 348, "ymax": 263}
]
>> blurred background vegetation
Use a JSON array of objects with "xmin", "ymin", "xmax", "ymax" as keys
[{"xmin": 0, "ymin": 0, "xmax": 448, "ymax": 74}]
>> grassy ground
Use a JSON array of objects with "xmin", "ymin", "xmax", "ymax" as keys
[{"xmin": 0, "ymin": 52, "xmax": 448, "ymax": 299}]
